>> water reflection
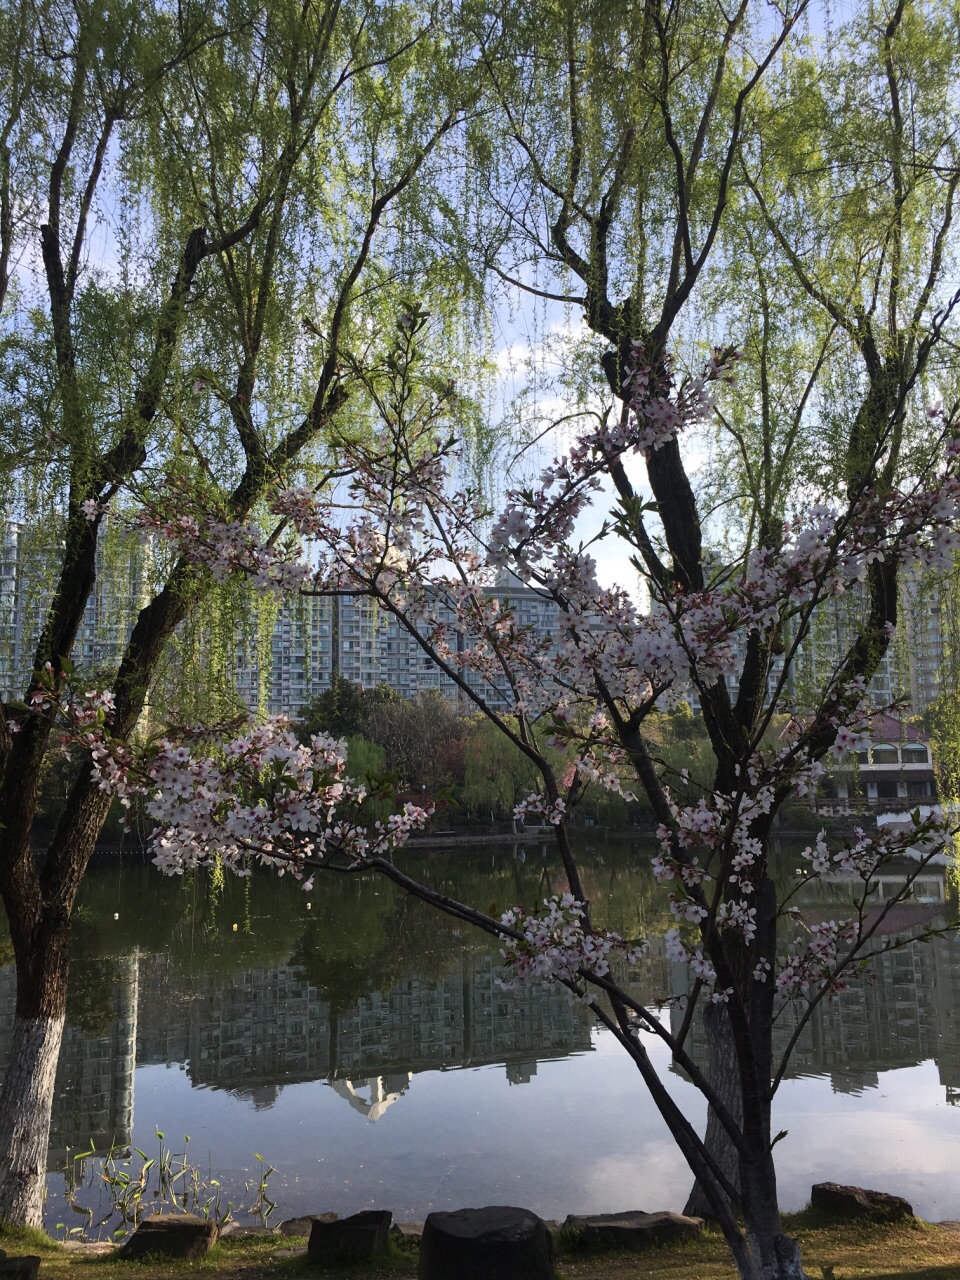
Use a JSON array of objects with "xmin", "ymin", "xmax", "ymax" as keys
[
  {"xmin": 0, "ymin": 843, "xmax": 957, "ymax": 1221},
  {"xmin": 792, "ymin": 869, "xmax": 960, "ymax": 1098},
  {"xmin": 136, "ymin": 948, "xmax": 593, "ymax": 1102},
  {"xmin": 330, "ymin": 1076, "xmax": 412, "ymax": 1121},
  {"xmin": 668, "ymin": 866, "xmax": 960, "ymax": 1098},
  {"xmin": 0, "ymin": 847, "xmax": 617, "ymax": 1168}
]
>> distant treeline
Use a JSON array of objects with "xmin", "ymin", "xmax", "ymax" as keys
[
  {"xmin": 290, "ymin": 678, "xmax": 823, "ymax": 831},
  {"xmin": 32, "ymin": 678, "xmax": 828, "ymax": 845}
]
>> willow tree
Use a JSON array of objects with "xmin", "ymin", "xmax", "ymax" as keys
[{"xmin": 0, "ymin": 0, "xmax": 476, "ymax": 1225}]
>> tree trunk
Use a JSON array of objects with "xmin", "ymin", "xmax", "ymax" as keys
[
  {"xmin": 740, "ymin": 1152, "xmax": 808, "ymax": 1280},
  {"xmin": 0, "ymin": 1014, "xmax": 65, "ymax": 1227},
  {"xmin": 0, "ymin": 910, "xmax": 71, "ymax": 1227},
  {"xmin": 684, "ymin": 999, "xmax": 742, "ymax": 1220}
]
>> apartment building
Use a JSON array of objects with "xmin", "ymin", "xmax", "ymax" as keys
[
  {"xmin": 0, "ymin": 513, "xmax": 950, "ymax": 724},
  {"xmin": 663, "ymin": 571, "xmax": 945, "ymax": 721},
  {"xmin": 0, "ymin": 521, "xmax": 156, "ymax": 701},
  {"xmin": 235, "ymin": 573, "xmax": 562, "ymax": 717}
]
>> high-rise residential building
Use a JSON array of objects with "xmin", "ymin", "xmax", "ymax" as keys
[
  {"xmin": 0, "ymin": 521, "xmax": 157, "ymax": 701},
  {"xmin": 899, "ymin": 577, "xmax": 951, "ymax": 712},
  {"xmin": 234, "ymin": 572, "xmax": 563, "ymax": 717},
  {"xmin": 660, "ymin": 572, "xmax": 947, "ymax": 720},
  {"xmin": 0, "ymin": 520, "xmax": 563, "ymax": 716},
  {"xmin": 786, "ymin": 572, "xmax": 953, "ymax": 716},
  {"xmin": 1, "ymin": 515, "xmax": 951, "ymax": 722},
  {"xmin": 0, "ymin": 521, "xmax": 58, "ymax": 700}
]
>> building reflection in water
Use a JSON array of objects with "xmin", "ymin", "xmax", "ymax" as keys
[
  {"xmin": 0, "ymin": 949, "xmax": 595, "ymax": 1166},
  {"xmin": 329, "ymin": 1075, "xmax": 412, "ymax": 1121},
  {"xmin": 666, "ymin": 869, "xmax": 960, "ymax": 1098},
  {"xmin": 136, "ymin": 950, "xmax": 592, "ymax": 1093},
  {"xmin": 0, "ymin": 863, "xmax": 957, "ymax": 1168}
]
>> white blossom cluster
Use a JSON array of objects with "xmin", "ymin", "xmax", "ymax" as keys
[
  {"xmin": 500, "ymin": 892, "xmax": 645, "ymax": 993},
  {"xmin": 140, "ymin": 720, "xmax": 432, "ymax": 878},
  {"xmin": 617, "ymin": 343, "xmax": 738, "ymax": 455},
  {"xmin": 774, "ymin": 919, "xmax": 860, "ymax": 998},
  {"xmin": 513, "ymin": 793, "xmax": 567, "ymax": 825}
]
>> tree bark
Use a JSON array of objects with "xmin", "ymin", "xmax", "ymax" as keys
[
  {"xmin": 683, "ymin": 999, "xmax": 742, "ymax": 1220},
  {"xmin": 0, "ymin": 1016, "xmax": 65, "ymax": 1227},
  {"xmin": 0, "ymin": 906, "xmax": 71, "ymax": 1226},
  {"xmin": 740, "ymin": 1151, "xmax": 808, "ymax": 1280}
]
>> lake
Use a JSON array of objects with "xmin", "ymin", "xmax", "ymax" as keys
[{"xmin": 1, "ymin": 838, "xmax": 958, "ymax": 1236}]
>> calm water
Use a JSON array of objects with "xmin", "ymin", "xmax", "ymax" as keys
[{"xmin": 2, "ymin": 840, "xmax": 959, "ymax": 1234}]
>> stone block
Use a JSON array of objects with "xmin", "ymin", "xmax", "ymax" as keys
[
  {"xmin": 277, "ymin": 1213, "xmax": 338, "ymax": 1238},
  {"xmin": 392, "ymin": 1221, "xmax": 424, "ymax": 1239},
  {"xmin": 419, "ymin": 1206, "xmax": 556, "ymax": 1280},
  {"xmin": 216, "ymin": 1223, "xmax": 279, "ymax": 1239},
  {"xmin": 307, "ymin": 1210, "xmax": 391, "ymax": 1260},
  {"xmin": 811, "ymin": 1183, "xmax": 913, "ymax": 1221},
  {"xmin": 119, "ymin": 1213, "xmax": 218, "ymax": 1260},
  {"xmin": 563, "ymin": 1210, "xmax": 703, "ymax": 1250},
  {"xmin": 0, "ymin": 1254, "xmax": 40, "ymax": 1280}
]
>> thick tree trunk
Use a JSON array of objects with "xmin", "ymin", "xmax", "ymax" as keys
[
  {"xmin": 684, "ymin": 999, "xmax": 742, "ymax": 1220},
  {"xmin": 0, "ymin": 903, "xmax": 71, "ymax": 1227},
  {"xmin": 740, "ymin": 1153, "xmax": 808, "ymax": 1280},
  {"xmin": 0, "ymin": 1013, "xmax": 65, "ymax": 1227}
]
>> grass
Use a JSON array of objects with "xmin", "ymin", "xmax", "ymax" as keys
[{"xmin": 2, "ymin": 1214, "xmax": 960, "ymax": 1280}]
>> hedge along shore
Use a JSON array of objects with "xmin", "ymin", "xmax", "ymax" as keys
[{"xmin": 4, "ymin": 1212, "xmax": 960, "ymax": 1280}]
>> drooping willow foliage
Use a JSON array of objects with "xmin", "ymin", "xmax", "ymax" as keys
[{"xmin": 0, "ymin": 0, "xmax": 493, "ymax": 729}]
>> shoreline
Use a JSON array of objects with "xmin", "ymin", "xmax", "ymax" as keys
[{"xmin": 79, "ymin": 825, "xmax": 842, "ymax": 858}]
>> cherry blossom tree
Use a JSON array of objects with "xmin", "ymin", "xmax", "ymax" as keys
[{"xmin": 91, "ymin": 297, "xmax": 960, "ymax": 1280}]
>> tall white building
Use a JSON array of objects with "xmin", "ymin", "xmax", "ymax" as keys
[
  {"xmin": 672, "ymin": 575, "xmax": 945, "ymax": 719},
  {"xmin": 236, "ymin": 573, "xmax": 563, "ymax": 717},
  {"xmin": 1, "ymin": 516, "xmax": 949, "ymax": 723},
  {"xmin": 0, "ymin": 522, "xmax": 157, "ymax": 701}
]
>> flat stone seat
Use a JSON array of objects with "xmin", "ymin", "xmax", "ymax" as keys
[
  {"xmin": 119, "ymin": 1213, "xmax": 218, "ymax": 1260},
  {"xmin": 216, "ymin": 1223, "xmax": 280, "ymax": 1238},
  {"xmin": 308, "ymin": 1210, "xmax": 392, "ymax": 1260},
  {"xmin": 811, "ymin": 1182, "xmax": 914, "ymax": 1221},
  {"xmin": 418, "ymin": 1206, "xmax": 556, "ymax": 1280},
  {"xmin": 0, "ymin": 1251, "xmax": 41, "ymax": 1280},
  {"xmin": 563, "ymin": 1210, "xmax": 703, "ymax": 1250}
]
